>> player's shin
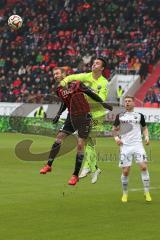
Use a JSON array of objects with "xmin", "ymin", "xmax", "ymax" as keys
[
  {"xmin": 141, "ymin": 170, "xmax": 150, "ymax": 193},
  {"xmin": 121, "ymin": 174, "xmax": 128, "ymax": 194},
  {"xmin": 85, "ymin": 141, "xmax": 97, "ymax": 172},
  {"xmin": 83, "ymin": 159, "xmax": 90, "ymax": 169},
  {"xmin": 87, "ymin": 146, "xmax": 97, "ymax": 172},
  {"xmin": 47, "ymin": 142, "xmax": 61, "ymax": 166},
  {"xmin": 73, "ymin": 152, "xmax": 84, "ymax": 176}
]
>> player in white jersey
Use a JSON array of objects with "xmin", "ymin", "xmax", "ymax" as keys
[{"xmin": 113, "ymin": 96, "xmax": 152, "ymax": 203}]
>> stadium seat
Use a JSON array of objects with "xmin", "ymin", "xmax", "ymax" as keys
[
  {"xmin": 154, "ymin": 88, "xmax": 159, "ymax": 93},
  {"xmin": 143, "ymin": 102, "xmax": 152, "ymax": 108},
  {"xmin": 152, "ymin": 103, "xmax": 159, "ymax": 108}
]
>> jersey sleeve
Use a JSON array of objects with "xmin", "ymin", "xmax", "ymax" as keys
[
  {"xmin": 140, "ymin": 113, "xmax": 146, "ymax": 127},
  {"xmin": 113, "ymin": 114, "xmax": 120, "ymax": 127},
  {"xmin": 80, "ymin": 83, "xmax": 103, "ymax": 102},
  {"xmin": 62, "ymin": 73, "xmax": 87, "ymax": 85},
  {"xmin": 57, "ymin": 102, "xmax": 67, "ymax": 116}
]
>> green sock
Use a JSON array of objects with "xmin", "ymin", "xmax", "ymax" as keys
[
  {"xmin": 83, "ymin": 157, "xmax": 90, "ymax": 169},
  {"xmin": 84, "ymin": 144, "xmax": 97, "ymax": 173}
]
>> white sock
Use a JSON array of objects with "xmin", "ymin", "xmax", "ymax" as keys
[
  {"xmin": 141, "ymin": 170, "xmax": 150, "ymax": 193},
  {"xmin": 121, "ymin": 174, "xmax": 128, "ymax": 194}
]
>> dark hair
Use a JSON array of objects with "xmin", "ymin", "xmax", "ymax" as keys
[
  {"xmin": 96, "ymin": 57, "xmax": 107, "ymax": 68},
  {"xmin": 124, "ymin": 95, "xmax": 135, "ymax": 100}
]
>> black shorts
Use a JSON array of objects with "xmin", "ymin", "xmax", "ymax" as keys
[{"xmin": 60, "ymin": 113, "xmax": 92, "ymax": 139}]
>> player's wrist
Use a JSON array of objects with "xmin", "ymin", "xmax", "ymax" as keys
[
  {"xmin": 144, "ymin": 135, "xmax": 149, "ymax": 141},
  {"xmin": 114, "ymin": 136, "xmax": 120, "ymax": 141}
]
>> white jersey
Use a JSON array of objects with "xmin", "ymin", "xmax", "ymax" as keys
[{"xmin": 113, "ymin": 111, "xmax": 146, "ymax": 146}]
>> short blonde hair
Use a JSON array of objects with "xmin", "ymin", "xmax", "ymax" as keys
[
  {"xmin": 53, "ymin": 67, "xmax": 66, "ymax": 75},
  {"xmin": 124, "ymin": 95, "xmax": 134, "ymax": 101}
]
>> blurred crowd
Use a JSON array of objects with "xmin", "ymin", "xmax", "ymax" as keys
[
  {"xmin": 0, "ymin": 0, "xmax": 159, "ymax": 103},
  {"xmin": 143, "ymin": 77, "xmax": 160, "ymax": 107}
]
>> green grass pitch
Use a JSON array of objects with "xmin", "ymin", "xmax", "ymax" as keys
[{"xmin": 0, "ymin": 133, "xmax": 160, "ymax": 240}]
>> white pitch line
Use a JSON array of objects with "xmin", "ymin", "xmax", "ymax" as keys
[{"xmin": 130, "ymin": 187, "xmax": 160, "ymax": 192}]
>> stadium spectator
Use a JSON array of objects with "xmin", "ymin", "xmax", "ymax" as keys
[
  {"xmin": 144, "ymin": 87, "xmax": 158, "ymax": 104},
  {"xmin": 116, "ymin": 85, "xmax": 124, "ymax": 104},
  {"xmin": 139, "ymin": 59, "xmax": 148, "ymax": 82},
  {"xmin": 0, "ymin": 0, "xmax": 6, "ymax": 9},
  {"xmin": 156, "ymin": 89, "xmax": 160, "ymax": 105},
  {"xmin": 155, "ymin": 77, "xmax": 160, "ymax": 89},
  {"xmin": 132, "ymin": 58, "xmax": 141, "ymax": 74},
  {"xmin": 34, "ymin": 106, "xmax": 47, "ymax": 118}
]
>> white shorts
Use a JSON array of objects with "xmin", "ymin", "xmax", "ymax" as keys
[{"xmin": 119, "ymin": 144, "xmax": 147, "ymax": 168}]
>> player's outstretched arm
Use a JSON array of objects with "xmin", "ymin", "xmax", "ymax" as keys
[
  {"xmin": 112, "ymin": 115, "xmax": 123, "ymax": 145},
  {"xmin": 140, "ymin": 113, "xmax": 149, "ymax": 145},
  {"xmin": 112, "ymin": 126, "xmax": 123, "ymax": 145},
  {"xmin": 61, "ymin": 73, "xmax": 87, "ymax": 87},
  {"xmin": 52, "ymin": 102, "xmax": 66, "ymax": 124},
  {"xmin": 143, "ymin": 126, "xmax": 150, "ymax": 145},
  {"xmin": 81, "ymin": 83, "xmax": 113, "ymax": 111}
]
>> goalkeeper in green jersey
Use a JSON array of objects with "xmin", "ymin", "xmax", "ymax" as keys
[{"xmin": 61, "ymin": 57, "xmax": 110, "ymax": 183}]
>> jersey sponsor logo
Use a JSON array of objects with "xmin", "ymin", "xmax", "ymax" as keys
[
  {"xmin": 60, "ymin": 89, "xmax": 74, "ymax": 98},
  {"xmin": 120, "ymin": 119, "xmax": 139, "ymax": 124},
  {"xmin": 97, "ymin": 85, "xmax": 102, "ymax": 90}
]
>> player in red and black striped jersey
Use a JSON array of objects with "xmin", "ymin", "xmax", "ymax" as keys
[
  {"xmin": 56, "ymin": 81, "xmax": 90, "ymax": 116},
  {"xmin": 56, "ymin": 80, "xmax": 112, "ymax": 116},
  {"xmin": 40, "ymin": 67, "xmax": 112, "ymax": 185}
]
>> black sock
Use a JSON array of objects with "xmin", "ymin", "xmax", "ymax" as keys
[
  {"xmin": 73, "ymin": 153, "xmax": 84, "ymax": 176},
  {"xmin": 47, "ymin": 142, "xmax": 61, "ymax": 166}
]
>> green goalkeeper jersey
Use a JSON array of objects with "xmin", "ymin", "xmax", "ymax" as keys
[{"xmin": 62, "ymin": 72, "xmax": 109, "ymax": 120}]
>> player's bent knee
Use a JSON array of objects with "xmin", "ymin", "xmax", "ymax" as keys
[
  {"xmin": 122, "ymin": 168, "xmax": 130, "ymax": 176},
  {"xmin": 139, "ymin": 162, "xmax": 147, "ymax": 171},
  {"xmin": 141, "ymin": 166, "xmax": 147, "ymax": 171},
  {"xmin": 56, "ymin": 132, "xmax": 66, "ymax": 143},
  {"xmin": 77, "ymin": 145, "xmax": 83, "ymax": 152},
  {"xmin": 123, "ymin": 172, "xmax": 129, "ymax": 176},
  {"xmin": 77, "ymin": 143, "xmax": 85, "ymax": 153}
]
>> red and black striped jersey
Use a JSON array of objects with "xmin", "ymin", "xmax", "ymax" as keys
[
  {"xmin": 56, "ymin": 81, "xmax": 112, "ymax": 117},
  {"xmin": 56, "ymin": 81, "xmax": 90, "ymax": 115}
]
